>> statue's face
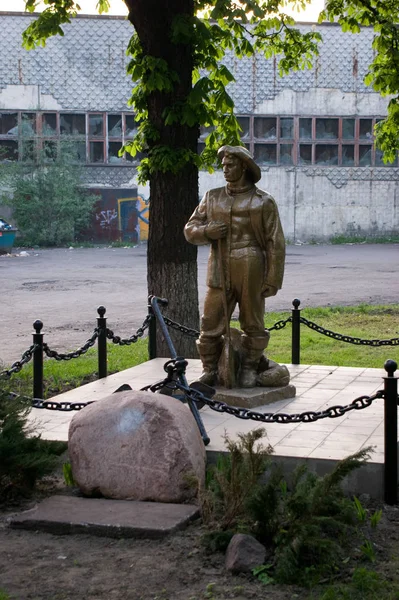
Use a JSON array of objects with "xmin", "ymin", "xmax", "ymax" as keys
[{"xmin": 222, "ymin": 154, "xmax": 247, "ymax": 183}]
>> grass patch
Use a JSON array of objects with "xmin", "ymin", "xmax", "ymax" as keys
[
  {"xmin": 4, "ymin": 338, "xmax": 148, "ymax": 398},
  {"xmin": 329, "ymin": 235, "xmax": 399, "ymax": 245},
  {"xmin": 264, "ymin": 304, "xmax": 399, "ymax": 369}
]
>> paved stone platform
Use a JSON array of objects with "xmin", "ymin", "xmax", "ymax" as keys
[
  {"xmin": 27, "ymin": 358, "xmax": 395, "ymax": 498},
  {"xmin": 9, "ymin": 496, "xmax": 199, "ymax": 539}
]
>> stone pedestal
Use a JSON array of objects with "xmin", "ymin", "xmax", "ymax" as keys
[{"xmin": 213, "ymin": 383, "xmax": 296, "ymax": 409}]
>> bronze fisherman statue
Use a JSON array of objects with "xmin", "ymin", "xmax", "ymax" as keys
[{"xmin": 184, "ymin": 145, "xmax": 286, "ymax": 389}]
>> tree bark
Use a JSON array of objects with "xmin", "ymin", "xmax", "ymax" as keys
[{"xmin": 126, "ymin": 0, "xmax": 200, "ymax": 358}]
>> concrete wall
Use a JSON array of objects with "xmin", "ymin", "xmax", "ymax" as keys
[{"xmin": 200, "ymin": 167, "xmax": 399, "ymax": 242}]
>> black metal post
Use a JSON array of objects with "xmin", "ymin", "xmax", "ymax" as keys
[
  {"xmin": 148, "ymin": 297, "xmax": 157, "ymax": 360},
  {"xmin": 33, "ymin": 320, "xmax": 44, "ymax": 399},
  {"xmin": 291, "ymin": 298, "xmax": 301, "ymax": 365},
  {"xmin": 97, "ymin": 306, "xmax": 107, "ymax": 379},
  {"xmin": 384, "ymin": 359, "xmax": 398, "ymax": 505}
]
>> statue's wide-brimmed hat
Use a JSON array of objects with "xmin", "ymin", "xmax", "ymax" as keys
[{"xmin": 218, "ymin": 145, "xmax": 261, "ymax": 184}]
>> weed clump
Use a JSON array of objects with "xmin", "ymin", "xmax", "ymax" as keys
[
  {"xmin": 0, "ymin": 388, "xmax": 66, "ymax": 502},
  {"xmin": 202, "ymin": 428, "xmax": 374, "ymax": 586}
]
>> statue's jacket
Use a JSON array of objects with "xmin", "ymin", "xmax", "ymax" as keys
[{"xmin": 184, "ymin": 185, "xmax": 285, "ymax": 294}]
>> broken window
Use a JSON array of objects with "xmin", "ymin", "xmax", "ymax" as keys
[
  {"xmin": 21, "ymin": 113, "xmax": 36, "ymax": 136},
  {"xmin": 316, "ymin": 118, "xmax": 338, "ymax": 140},
  {"xmin": 315, "ymin": 144, "xmax": 338, "ymax": 165},
  {"xmin": 125, "ymin": 115, "xmax": 139, "ymax": 139},
  {"xmin": 0, "ymin": 113, "xmax": 18, "ymax": 135},
  {"xmin": 89, "ymin": 114, "xmax": 104, "ymax": 137},
  {"xmin": 359, "ymin": 144, "xmax": 372, "ymax": 166},
  {"xmin": 237, "ymin": 116, "xmax": 250, "ymax": 139},
  {"xmin": 299, "ymin": 144, "xmax": 312, "ymax": 165},
  {"xmin": 342, "ymin": 145, "xmax": 355, "ymax": 166},
  {"xmin": 89, "ymin": 141, "xmax": 104, "ymax": 163},
  {"xmin": 0, "ymin": 140, "xmax": 18, "ymax": 160},
  {"xmin": 342, "ymin": 118, "xmax": 355, "ymax": 140},
  {"xmin": 280, "ymin": 118, "xmax": 294, "ymax": 139},
  {"xmin": 60, "ymin": 114, "xmax": 85, "ymax": 135},
  {"xmin": 299, "ymin": 118, "xmax": 312, "ymax": 139},
  {"xmin": 359, "ymin": 119, "xmax": 373, "ymax": 140},
  {"xmin": 42, "ymin": 113, "xmax": 57, "ymax": 136},
  {"xmin": 280, "ymin": 143, "xmax": 293, "ymax": 165},
  {"xmin": 108, "ymin": 142, "xmax": 123, "ymax": 163},
  {"xmin": 108, "ymin": 114, "xmax": 122, "ymax": 137},
  {"xmin": 254, "ymin": 144, "xmax": 276, "ymax": 164},
  {"xmin": 254, "ymin": 117, "xmax": 277, "ymax": 140}
]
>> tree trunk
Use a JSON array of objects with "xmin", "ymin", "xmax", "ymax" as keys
[{"xmin": 126, "ymin": 0, "xmax": 200, "ymax": 358}]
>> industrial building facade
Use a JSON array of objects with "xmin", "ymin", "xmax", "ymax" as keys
[{"xmin": 0, "ymin": 12, "xmax": 398, "ymax": 242}]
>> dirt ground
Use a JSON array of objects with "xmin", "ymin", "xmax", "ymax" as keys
[
  {"xmin": 2, "ymin": 478, "xmax": 399, "ymax": 600},
  {"xmin": 1, "ymin": 243, "xmax": 398, "ymax": 366}
]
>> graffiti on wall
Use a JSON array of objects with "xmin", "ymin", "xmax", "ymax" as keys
[{"xmin": 82, "ymin": 188, "xmax": 150, "ymax": 243}]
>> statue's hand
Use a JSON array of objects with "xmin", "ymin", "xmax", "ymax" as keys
[
  {"xmin": 205, "ymin": 221, "xmax": 228, "ymax": 240},
  {"xmin": 262, "ymin": 285, "xmax": 278, "ymax": 298}
]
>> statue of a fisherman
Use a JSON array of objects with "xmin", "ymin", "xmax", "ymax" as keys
[{"xmin": 184, "ymin": 145, "xmax": 286, "ymax": 389}]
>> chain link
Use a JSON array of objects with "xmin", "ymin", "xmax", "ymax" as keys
[
  {"xmin": 106, "ymin": 314, "xmax": 151, "ymax": 345},
  {"xmin": 43, "ymin": 330, "xmax": 99, "ymax": 361},
  {"xmin": 162, "ymin": 316, "xmax": 200, "ymax": 338},
  {"xmin": 0, "ymin": 344, "xmax": 38, "ymax": 380},
  {"xmin": 299, "ymin": 317, "xmax": 399, "ymax": 347},
  {"xmin": 267, "ymin": 317, "xmax": 292, "ymax": 331}
]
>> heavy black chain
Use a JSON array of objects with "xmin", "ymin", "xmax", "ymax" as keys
[
  {"xmin": 267, "ymin": 317, "xmax": 292, "ymax": 331},
  {"xmin": 300, "ymin": 317, "xmax": 399, "ymax": 346},
  {"xmin": 162, "ymin": 316, "xmax": 292, "ymax": 337},
  {"xmin": 31, "ymin": 397, "xmax": 95, "ymax": 411},
  {"xmin": 0, "ymin": 344, "xmax": 38, "ymax": 380},
  {"xmin": 148, "ymin": 376, "xmax": 384, "ymax": 423},
  {"xmin": 106, "ymin": 315, "xmax": 151, "ymax": 345},
  {"xmin": 43, "ymin": 330, "xmax": 99, "ymax": 361},
  {"xmin": 162, "ymin": 316, "xmax": 200, "ymax": 339}
]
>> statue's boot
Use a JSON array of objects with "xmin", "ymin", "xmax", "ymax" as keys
[
  {"xmin": 239, "ymin": 334, "xmax": 269, "ymax": 388},
  {"xmin": 195, "ymin": 337, "xmax": 223, "ymax": 386}
]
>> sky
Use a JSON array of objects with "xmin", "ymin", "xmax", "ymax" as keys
[{"xmin": 0, "ymin": 0, "xmax": 325, "ymax": 21}]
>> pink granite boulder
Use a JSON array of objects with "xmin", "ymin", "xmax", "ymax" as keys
[{"xmin": 68, "ymin": 390, "xmax": 206, "ymax": 503}]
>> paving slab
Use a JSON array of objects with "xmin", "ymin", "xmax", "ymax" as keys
[
  {"xmin": 9, "ymin": 496, "xmax": 200, "ymax": 539},
  {"xmin": 213, "ymin": 384, "xmax": 296, "ymax": 408}
]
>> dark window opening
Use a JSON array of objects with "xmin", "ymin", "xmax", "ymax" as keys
[
  {"xmin": 108, "ymin": 142, "xmax": 123, "ymax": 163},
  {"xmin": 89, "ymin": 114, "xmax": 103, "ymax": 137},
  {"xmin": 359, "ymin": 144, "xmax": 372, "ymax": 166},
  {"xmin": 0, "ymin": 113, "xmax": 18, "ymax": 135},
  {"xmin": 280, "ymin": 143, "xmax": 293, "ymax": 165},
  {"xmin": 359, "ymin": 119, "xmax": 373, "ymax": 140},
  {"xmin": 316, "ymin": 118, "xmax": 338, "ymax": 140},
  {"xmin": 342, "ymin": 145, "xmax": 355, "ymax": 166},
  {"xmin": 299, "ymin": 144, "xmax": 312, "ymax": 165},
  {"xmin": 60, "ymin": 113, "xmax": 85, "ymax": 135},
  {"xmin": 237, "ymin": 116, "xmax": 250, "ymax": 139},
  {"xmin": 108, "ymin": 114, "xmax": 122, "ymax": 137},
  {"xmin": 42, "ymin": 113, "xmax": 57, "ymax": 136},
  {"xmin": 254, "ymin": 117, "xmax": 276, "ymax": 140},
  {"xmin": 342, "ymin": 118, "xmax": 355, "ymax": 140},
  {"xmin": 254, "ymin": 144, "xmax": 276, "ymax": 164},
  {"xmin": 89, "ymin": 141, "xmax": 104, "ymax": 163},
  {"xmin": 299, "ymin": 118, "xmax": 312, "ymax": 139},
  {"xmin": 125, "ymin": 115, "xmax": 138, "ymax": 139},
  {"xmin": 280, "ymin": 118, "xmax": 294, "ymax": 139}
]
